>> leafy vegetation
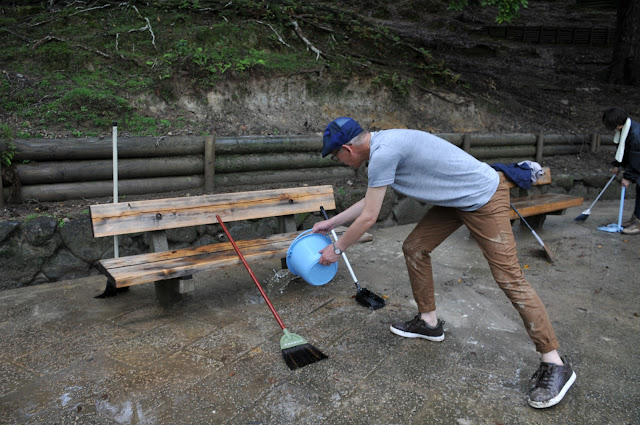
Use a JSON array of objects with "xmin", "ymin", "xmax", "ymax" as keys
[
  {"xmin": 449, "ymin": 0, "xmax": 528, "ymax": 23},
  {"xmin": 0, "ymin": 1, "xmax": 461, "ymax": 138}
]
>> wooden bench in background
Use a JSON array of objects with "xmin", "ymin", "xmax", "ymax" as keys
[
  {"xmin": 90, "ymin": 185, "xmax": 371, "ymax": 304},
  {"xmin": 498, "ymin": 166, "xmax": 583, "ymax": 227}
]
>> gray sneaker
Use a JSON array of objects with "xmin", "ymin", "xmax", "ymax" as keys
[
  {"xmin": 621, "ymin": 214, "xmax": 639, "ymax": 228},
  {"xmin": 622, "ymin": 220, "xmax": 640, "ymax": 235},
  {"xmin": 528, "ymin": 358, "xmax": 576, "ymax": 408},
  {"xmin": 390, "ymin": 315, "xmax": 445, "ymax": 341}
]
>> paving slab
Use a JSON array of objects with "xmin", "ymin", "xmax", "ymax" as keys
[{"xmin": 1, "ymin": 202, "xmax": 639, "ymax": 425}]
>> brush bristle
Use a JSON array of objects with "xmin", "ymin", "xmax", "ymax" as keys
[
  {"xmin": 543, "ymin": 244, "xmax": 555, "ymax": 263},
  {"xmin": 282, "ymin": 344, "xmax": 328, "ymax": 370},
  {"xmin": 574, "ymin": 214, "xmax": 589, "ymax": 222},
  {"xmin": 356, "ymin": 288, "xmax": 386, "ymax": 310}
]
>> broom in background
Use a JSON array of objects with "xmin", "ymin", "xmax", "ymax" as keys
[
  {"xmin": 216, "ymin": 215, "xmax": 328, "ymax": 370},
  {"xmin": 574, "ymin": 173, "xmax": 617, "ymax": 222}
]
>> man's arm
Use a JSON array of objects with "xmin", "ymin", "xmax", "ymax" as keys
[{"xmin": 317, "ymin": 186, "xmax": 387, "ymax": 265}]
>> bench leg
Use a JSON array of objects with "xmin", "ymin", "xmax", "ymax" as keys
[
  {"xmin": 278, "ymin": 214, "xmax": 297, "ymax": 270},
  {"xmin": 149, "ymin": 230, "xmax": 194, "ymax": 304},
  {"xmin": 155, "ymin": 278, "xmax": 183, "ymax": 307},
  {"xmin": 521, "ymin": 214, "xmax": 546, "ymax": 229}
]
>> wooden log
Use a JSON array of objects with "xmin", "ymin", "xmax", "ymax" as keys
[
  {"xmin": 15, "ymin": 156, "xmax": 204, "ymax": 185},
  {"xmin": 598, "ymin": 146, "xmax": 617, "ymax": 155},
  {"xmin": 6, "ymin": 135, "xmax": 324, "ymax": 161},
  {"xmin": 215, "ymin": 152, "xmax": 335, "ymax": 173},
  {"xmin": 17, "ymin": 176, "xmax": 204, "ymax": 202},
  {"xmin": 469, "ymin": 146, "xmax": 536, "ymax": 159},
  {"xmin": 541, "ymin": 145, "xmax": 583, "ymax": 155},
  {"xmin": 214, "ymin": 135, "xmax": 321, "ymax": 153},
  {"xmin": 483, "ymin": 157, "xmax": 535, "ymax": 165},
  {"xmin": 8, "ymin": 137, "xmax": 204, "ymax": 160},
  {"xmin": 437, "ymin": 133, "xmax": 463, "ymax": 147},
  {"xmin": 599, "ymin": 133, "xmax": 615, "ymax": 146},
  {"xmin": 214, "ymin": 166, "xmax": 355, "ymax": 187},
  {"xmin": 464, "ymin": 133, "xmax": 537, "ymax": 146},
  {"xmin": 10, "ymin": 167, "xmax": 354, "ymax": 202},
  {"xmin": 543, "ymin": 134, "xmax": 591, "ymax": 145}
]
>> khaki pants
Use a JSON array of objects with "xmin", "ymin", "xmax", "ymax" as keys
[{"xmin": 402, "ymin": 184, "xmax": 559, "ymax": 354}]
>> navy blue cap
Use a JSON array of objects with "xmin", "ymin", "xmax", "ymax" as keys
[{"xmin": 322, "ymin": 117, "xmax": 363, "ymax": 157}]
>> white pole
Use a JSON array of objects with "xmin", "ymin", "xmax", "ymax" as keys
[{"xmin": 112, "ymin": 121, "xmax": 119, "ymax": 258}]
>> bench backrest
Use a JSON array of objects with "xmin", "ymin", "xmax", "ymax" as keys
[{"xmin": 90, "ymin": 185, "xmax": 336, "ymax": 237}]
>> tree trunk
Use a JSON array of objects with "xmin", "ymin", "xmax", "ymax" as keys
[{"xmin": 608, "ymin": 0, "xmax": 640, "ymax": 85}]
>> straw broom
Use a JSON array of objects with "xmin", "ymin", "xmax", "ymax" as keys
[{"xmin": 216, "ymin": 215, "xmax": 328, "ymax": 370}]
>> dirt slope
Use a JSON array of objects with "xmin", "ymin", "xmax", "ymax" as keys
[{"xmin": 373, "ymin": 0, "xmax": 639, "ymax": 133}]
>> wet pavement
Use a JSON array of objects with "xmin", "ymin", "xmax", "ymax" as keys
[{"xmin": 1, "ymin": 202, "xmax": 639, "ymax": 425}]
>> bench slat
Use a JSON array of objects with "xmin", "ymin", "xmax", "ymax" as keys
[
  {"xmin": 99, "ymin": 227, "xmax": 372, "ymax": 288},
  {"xmin": 90, "ymin": 185, "xmax": 336, "ymax": 237},
  {"xmin": 509, "ymin": 193, "xmax": 583, "ymax": 219}
]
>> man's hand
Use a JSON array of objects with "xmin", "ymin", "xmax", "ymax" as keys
[
  {"xmin": 318, "ymin": 244, "xmax": 340, "ymax": 265},
  {"xmin": 312, "ymin": 219, "xmax": 332, "ymax": 235},
  {"xmin": 622, "ymin": 177, "xmax": 631, "ymax": 188}
]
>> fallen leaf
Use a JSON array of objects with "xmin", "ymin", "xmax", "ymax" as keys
[
  {"xmin": 382, "ymin": 295, "xmax": 389, "ymax": 299},
  {"xmin": 523, "ymin": 264, "xmax": 530, "ymax": 269}
]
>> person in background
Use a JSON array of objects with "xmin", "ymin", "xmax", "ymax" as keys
[
  {"xmin": 313, "ymin": 117, "xmax": 576, "ymax": 409},
  {"xmin": 602, "ymin": 107, "xmax": 640, "ymax": 235}
]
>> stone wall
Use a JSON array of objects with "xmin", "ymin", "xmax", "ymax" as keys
[{"xmin": 0, "ymin": 172, "xmax": 624, "ymax": 291}]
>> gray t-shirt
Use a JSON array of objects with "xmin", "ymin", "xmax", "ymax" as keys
[{"xmin": 368, "ymin": 129, "xmax": 499, "ymax": 211}]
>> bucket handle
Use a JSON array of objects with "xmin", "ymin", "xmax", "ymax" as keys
[{"xmin": 291, "ymin": 229, "xmax": 314, "ymax": 246}]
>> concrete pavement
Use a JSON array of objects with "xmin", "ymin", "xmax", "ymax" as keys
[{"xmin": 1, "ymin": 202, "xmax": 639, "ymax": 425}]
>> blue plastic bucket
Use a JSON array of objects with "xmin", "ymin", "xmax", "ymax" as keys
[{"xmin": 286, "ymin": 230, "xmax": 338, "ymax": 286}]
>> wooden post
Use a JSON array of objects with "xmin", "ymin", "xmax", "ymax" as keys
[
  {"xmin": 204, "ymin": 135, "xmax": 215, "ymax": 193},
  {"xmin": 462, "ymin": 134, "xmax": 471, "ymax": 153},
  {"xmin": 0, "ymin": 160, "xmax": 4, "ymax": 208},
  {"xmin": 535, "ymin": 134, "xmax": 544, "ymax": 163},
  {"xmin": 590, "ymin": 133, "xmax": 598, "ymax": 153}
]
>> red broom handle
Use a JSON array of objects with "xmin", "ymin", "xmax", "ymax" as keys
[{"xmin": 216, "ymin": 215, "xmax": 287, "ymax": 330}]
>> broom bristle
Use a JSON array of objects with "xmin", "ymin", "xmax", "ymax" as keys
[
  {"xmin": 356, "ymin": 288, "xmax": 386, "ymax": 310},
  {"xmin": 574, "ymin": 213, "xmax": 589, "ymax": 222},
  {"xmin": 543, "ymin": 243, "xmax": 555, "ymax": 263},
  {"xmin": 282, "ymin": 344, "xmax": 328, "ymax": 370}
]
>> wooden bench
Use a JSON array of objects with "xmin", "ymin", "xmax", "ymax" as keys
[
  {"xmin": 90, "ymin": 185, "xmax": 371, "ymax": 303},
  {"xmin": 498, "ymin": 166, "xmax": 583, "ymax": 227}
]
